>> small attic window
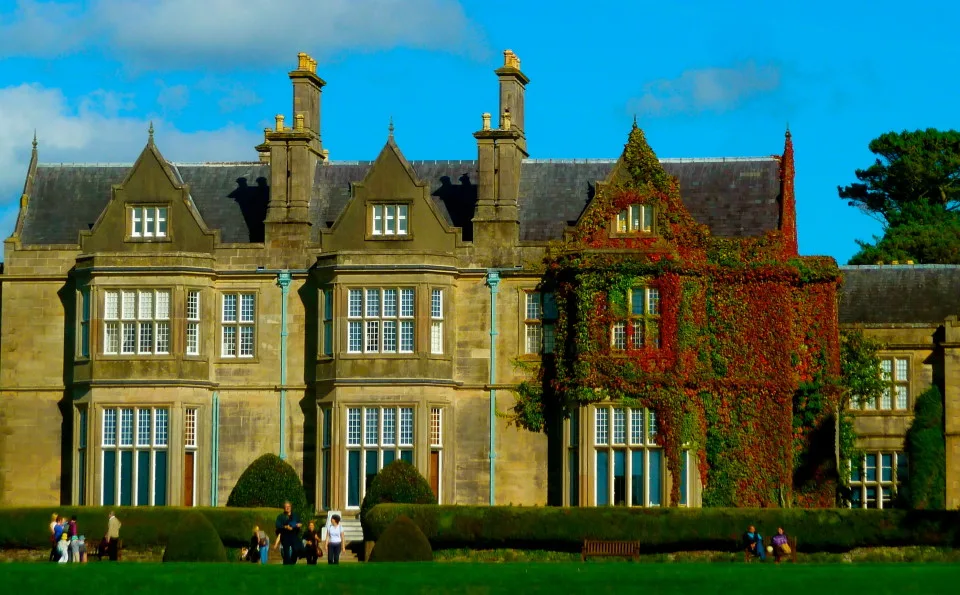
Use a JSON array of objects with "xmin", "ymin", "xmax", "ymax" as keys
[
  {"xmin": 130, "ymin": 206, "xmax": 168, "ymax": 239},
  {"xmin": 614, "ymin": 204, "xmax": 654, "ymax": 234},
  {"xmin": 371, "ymin": 204, "xmax": 409, "ymax": 237}
]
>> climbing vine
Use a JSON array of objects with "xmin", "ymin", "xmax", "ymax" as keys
[{"xmin": 513, "ymin": 124, "xmax": 850, "ymax": 507}]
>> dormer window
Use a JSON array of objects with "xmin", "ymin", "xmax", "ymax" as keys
[
  {"xmin": 131, "ymin": 206, "xmax": 168, "ymax": 238},
  {"xmin": 371, "ymin": 204, "xmax": 409, "ymax": 236},
  {"xmin": 615, "ymin": 204, "xmax": 653, "ymax": 234}
]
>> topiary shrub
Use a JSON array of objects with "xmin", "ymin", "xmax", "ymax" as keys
[
  {"xmin": 368, "ymin": 515, "xmax": 433, "ymax": 562},
  {"xmin": 904, "ymin": 386, "xmax": 946, "ymax": 509},
  {"xmin": 162, "ymin": 511, "xmax": 227, "ymax": 563},
  {"xmin": 360, "ymin": 460, "xmax": 435, "ymax": 537},
  {"xmin": 227, "ymin": 453, "xmax": 309, "ymax": 515}
]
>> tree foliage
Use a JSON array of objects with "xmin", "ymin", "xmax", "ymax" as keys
[
  {"xmin": 841, "ymin": 129, "xmax": 960, "ymax": 264},
  {"xmin": 839, "ymin": 129, "xmax": 960, "ymax": 226},
  {"xmin": 226, "ymin": 453, "xmax": 309, "ymax": 515},
  {"xmin": 903, "ymin": 386, "xmax": 946, "ymax": 509}
]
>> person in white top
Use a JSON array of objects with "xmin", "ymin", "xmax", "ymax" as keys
[{"xmin": 324, "ymin": 514, "xmax": 346, "ymax": 565}]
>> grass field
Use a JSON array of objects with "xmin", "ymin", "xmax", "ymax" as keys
[{"xmin": 6, "ymin": 562, "xmax": 958, "ymax": 594}]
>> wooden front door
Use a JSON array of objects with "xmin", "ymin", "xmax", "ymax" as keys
[
  {"xmin": 183, "ymin": 452, "xmax": 195, "ymax": 506},
  {"xmin": 429, "ymin": 450, "xmax": 440, "ymax": 501}
]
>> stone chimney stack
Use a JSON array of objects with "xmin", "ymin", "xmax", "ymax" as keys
[
  {"xmin": 471, "ymin": 50, "xmax": 530, "ymax": 266},
  {"xmin": 258, "ymin": 53, "xmax": 327, "ymax": 256},
  {"xmin": 496, "ymin": 49, "xmax": 529, "ymax": 153},
  {"xmin": 290, "ymin": 52, "xmax": 324, "ymax": 154}
]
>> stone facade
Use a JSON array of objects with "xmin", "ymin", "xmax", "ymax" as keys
[
  {"xmin": 1, "ymin": 51, "xmax": 798, "ymax": 511},
  {"xmin": 840, "ymin": 265, "xmax": 960, "ymax": 509}
]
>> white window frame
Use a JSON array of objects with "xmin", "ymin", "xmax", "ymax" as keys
[
  {"xmin": 593, "ymin": 406, "xmax": 677, "ymax": 507},
  {"xmin": 614, "ymin": 204, "xmax": 654, "ymax": 234},
  {"xmin": 100, "ymin": 406, "xmax": 169, "ymax": 507},
  {"xmin": 102, "ymin": 289, "xmax": 171, "ymax": 356},
  {"xmin": 346, "ymin": 288, "xmax": 415, "ymax": 354},
  {"xmin": 186, "ymin": 290, "xmax": 201, "ymax": 356},
  {"xmin": 345, "ymin": 405, "xmax": 416, "ymax": 508},
  {"xmin": 221, "ymin": 293, "xmax": 256, "ymax": 358},
  {"xmin": 130, "ymin": 206, "xmax": 169, "ymax": 238},
  {"xmin": 430, "ymin": 289, "xmax": 444, "ymax": 355},
  {"xmin": 430, "ymin": 407, "xmax": 443, "ymax": 503},
  {"xmin": 370, "ymin": 204, "xmax": 409, "ymax": 236},
  {"xmin": 849, "ymin": 451, "xmax": 906, "ymax": 509},
  {"xmin": 612, "ymin": 287, "xmax": 660, "ymax": 350}
]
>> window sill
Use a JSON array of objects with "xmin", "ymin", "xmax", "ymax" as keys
[
  {"xmin": 848, "ymin": 410, "xmax": 914, "ymax": 417},
  {"xmin": 99, "ymin": 354, "xmax": 177, "ymax": 360},
  {"xmin": 341, "ymin": 353, "xmax": 419, "ymax": 359},
  {"xmin": 125, "ymin": 237, "xmax": 173, "ymax": 244},
  {"xmin": 364, "ymin": 233, "xmax": 415, "ymax": 241},
  {"xmin": 216, "ymin": 356, "xmax": 260, "ymax": 364}
]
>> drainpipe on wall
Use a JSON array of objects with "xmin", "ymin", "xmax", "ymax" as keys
[
  {"xmin": 277, "ymin": 270, "xmax": 293, "ymax": 460},
  {"xmin": 211, "ymin": 391, "xmax": 220, "ymax": 506},
  {"xmin": 486, "ymin": 271, "xmax": 501, "ymax": 506}
]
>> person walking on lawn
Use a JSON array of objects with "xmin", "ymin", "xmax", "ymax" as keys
[
  {"xmin": 274, "ymin": 501, "xmax": 303, "ymax": 565},
  {"xmin": 324, "ymin": 514, "xmax": 346, "ymax": 565},
  {"xmin": 105, "ymin": 511, "xmax": 121, "ymax": 561}
]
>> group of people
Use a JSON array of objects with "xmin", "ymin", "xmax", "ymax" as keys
[
  {"xmin": 242, "ymin": 501, "xmax": 347, "ymax": 566},
  {"xmin": 741, "ymin": 525, "xmax": 792, "ymax": 563},
  {"xmin": 47, "ymin": 511, "xmax": 122, "ymax": 563},
  {"xmin": 48, "ymin": 514, "xmax": 83, "ymax": 563}
]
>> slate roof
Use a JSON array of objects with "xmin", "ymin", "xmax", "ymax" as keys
[
  {"xmin": 19, "ymin": 156, "xmax": 782, "ymax": 246},
  {"xmin": 839, "ymin": 265, "xmax": 960, "ymax": 325}
]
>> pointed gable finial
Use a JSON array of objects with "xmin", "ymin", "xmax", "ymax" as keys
[
  {"xmin": 388, "ymin": 116, "xmax": 394, "ymax": 139},
  {"xmin": 632, "ymin": 114, "xmax": 638, "ymax": 128},
  {"xmin": 148, "ymin": 121, "xmax": 155, "ymax": 144},
  {"xmin": 785, "ymin": 121, "xmax": 791, "ymax": 139},
  {"xmin": 32, "ymin": 129, "xmax": 38, "ymax": 151}
]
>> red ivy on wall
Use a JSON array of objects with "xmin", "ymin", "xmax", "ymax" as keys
[{"xmin": 516, "ymin": 124, "xmax": 842, "ymax": 507}]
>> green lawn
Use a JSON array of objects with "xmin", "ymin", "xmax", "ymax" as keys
[{"xmin": 6, "ymin": 562, "xmax": 959, "ymax": 594}]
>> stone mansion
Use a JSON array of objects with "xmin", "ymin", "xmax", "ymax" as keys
[{"xmin": 1, "ymin": 51, "xmax": 957, "ymax": 510}]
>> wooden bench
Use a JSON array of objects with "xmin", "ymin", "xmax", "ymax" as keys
[{"xmin": 581, "ymin": 539, "xmax": 640, "ymax": 561}]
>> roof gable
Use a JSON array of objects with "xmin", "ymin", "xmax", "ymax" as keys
[
  {"xmin": 321, "ymin": 137, "xmax": 459, "ymax": 252},
  {"xmin": 78, "ymin": 137, "xmax": 217, "ymax": 253}
]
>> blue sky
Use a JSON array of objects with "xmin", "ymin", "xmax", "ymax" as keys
[{"xmin": 1, "ymin": 0, "xmax": 958, "ymax": 263}]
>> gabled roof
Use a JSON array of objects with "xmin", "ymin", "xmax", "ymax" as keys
[
  {"xmin": 839, "ymin": 265, "xmax": 960, "ymax": 325},
  {"xmin": 18, "ymin": 156, "xmax": 782, "ymax": 246}
]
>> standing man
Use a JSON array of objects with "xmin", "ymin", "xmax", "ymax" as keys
[
  {"xmin": 274, "ymin": 501, "xmax": 302, "ymax": 565},
  {"xmin": 105, "ymin": 511, "xmax": 121, "ymax": 561}
]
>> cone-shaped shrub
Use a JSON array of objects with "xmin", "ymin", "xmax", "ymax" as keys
[
  {"xmin": 360, "ymin": 460, "xmax": 435, "ymax": 536},
  {"xmin": 368, "ymin": 515, "xmax": 432, "ymax": 562},
  {"xmin": 162, "ymin": 511, "xmax": 227, "ymax": 563},
  {"xmin": 227, "ymin": 453, "xmax": 309, "ymax": 515}
]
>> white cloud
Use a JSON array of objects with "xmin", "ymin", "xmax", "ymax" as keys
[
  {"xmin": 0, "ymin": 83, "xmax": 260, "ymax": 243},
  {"xmin": 630, "ymin": 62, "xmax": 781, "ymax": 116},
  {"xmin": 0, "ymin": 0, "xmax": 486, "ymax": 68},
  {"xmin": 156, "ymin": 83, "xmax": 190, "ymax": 113}
]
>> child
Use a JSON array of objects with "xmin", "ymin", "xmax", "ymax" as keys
[
  {"xmin": 70, "ymin": 535, "xmax": 80, "ymax": 563},
  {"xmin": 77, "ymin": 535, "xmax": 87, "ymax": 563},
  {"xmin": 257, "ymin": 527, "xmax": 269, "ymax": 565},
  {"xmin": 57, "ymin": 533, "xmax": 69, "ymax": 564}
]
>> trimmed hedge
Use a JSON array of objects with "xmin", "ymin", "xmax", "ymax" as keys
[
  {"xmin": 368, "ymin": 515, "xmax": 433, "ymax": 563},
  {"xmin": 162, "ymin": 511, "xmax": 228, "ymax": 563},
  {"xmin": 360, "ymin": 460, "xmax": 435, "ymax": 537},
  {"xmin": 0, "ymin": 507, "xmax": 279, "ymax": 549},
  {"xmin": 227, "ymin": 454, "xmax": 309, "ymax": 515},
  {"xmin": 365, "ymin": 505, "xmax": 960, "ymax": 553}
]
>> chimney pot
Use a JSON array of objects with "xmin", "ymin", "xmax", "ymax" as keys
[
  {"xmin": 295, "ymin": 113, "xmax": 305, "ymax": 131},
  {"xmin": 275, "ymin": 114, "xmax": 285, "ymax": 131},
  {"xmin": 297, "ymin": 52, "xmax": 309, "ymax": 71},
  {"xmin": 501, "ymin": 109, "xmax": 511, "ymax": 131},
  {"xmin": 481, "ymin": 112, "xmax": 491, "ymax": 130},
  {"xmin": 503, "ymin": 49, "xmax": 520, "ymax": 70}
]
